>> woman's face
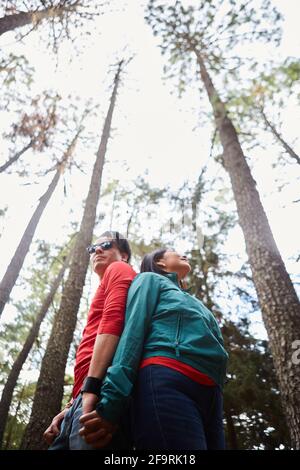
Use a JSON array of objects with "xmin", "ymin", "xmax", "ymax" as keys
[{"xmin": 156, "ymin": 250, "xmax": 191, "ymax": 280}]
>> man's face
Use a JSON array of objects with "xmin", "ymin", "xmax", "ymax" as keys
[{"xmin": 90, "ymin": 236, "xmax": 128, "ymax": 277}]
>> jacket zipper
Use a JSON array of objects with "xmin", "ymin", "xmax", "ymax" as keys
[{"xmin": 174, "ymin": 313, "xmax": 182, "ymax": 357}]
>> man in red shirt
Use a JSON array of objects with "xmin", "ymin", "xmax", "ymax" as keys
[{"xmin": 43, "ymin": 230, "xmax": 136, "ymax": 450}]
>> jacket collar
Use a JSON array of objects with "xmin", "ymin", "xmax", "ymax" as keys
[
  {"xmin": 164, "ymin": 272, "xmax": 191, "ymax": 293},
  {"xmin": 164, "ymin": 272, "xmax": 181, "ymax": 288}
]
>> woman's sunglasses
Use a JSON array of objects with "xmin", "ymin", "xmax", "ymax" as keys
[{"xmin": 86, "ymin": 241, "xmax": 114, "ymax": 255}]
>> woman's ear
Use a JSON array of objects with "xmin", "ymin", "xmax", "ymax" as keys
[{"xmin": 156, "ymin": 260, "xmax": 166, "ymax": 268}]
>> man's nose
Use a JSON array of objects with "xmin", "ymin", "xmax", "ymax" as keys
[{"xmin": 95, "ymin": 246, "xmax": 104, "ymax": 254}]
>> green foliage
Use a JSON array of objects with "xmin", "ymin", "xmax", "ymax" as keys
[
  {"xmin": 226, "ymin": 57, "xmax": 300, "ymax": 165},
  {"xmin": 0, "ymin": 53, "xmax": 34, "ymax": 101},
  {"xmin": 0, "ymin": 238, "xmax": 73, "ymax": 380},
  {"xmin": 2, "ymin": 382, "xmax": 36, "ymax": 449},
  {"xmin": 145, "ymin": 0, "xmax": 282, "ymax": 97},
  {"xmin": 228, "ymin": 58, "xmax": 300, "ymax": 117},
  {"xmin": 222, "ymin": 319, "xmax": 291, "ymax": 449}
]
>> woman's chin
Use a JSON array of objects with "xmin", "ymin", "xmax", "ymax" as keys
[{"xmin": 181, "ymin": 265, "xmax": 191, "ymax": 277}]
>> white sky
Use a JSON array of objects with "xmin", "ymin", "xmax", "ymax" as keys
[{"xmin": 0, "ymin": 0, "xmax": 299, "ymax": 345}]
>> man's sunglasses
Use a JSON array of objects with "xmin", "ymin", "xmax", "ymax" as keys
[{"xmin": 86, "ymin": 241, "xmax": 114, "ymax": 255}]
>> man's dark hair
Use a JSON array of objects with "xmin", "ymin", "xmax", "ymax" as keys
[
  {"xmin": 140, "ymin": 248, "xmax": 168, "ymax": 276},
  {"xmin": 100, "ymin": 230, "xmax": 131, "ymax": 263}
]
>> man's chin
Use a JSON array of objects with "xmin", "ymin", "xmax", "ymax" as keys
[{"xmin": 93, "ymin": 261, "xmax": 108, "ymax": 274}]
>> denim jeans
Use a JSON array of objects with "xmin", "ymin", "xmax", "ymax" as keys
[
  {"xmin": 48, "ymin": 394, "xmax": 133, "ymax": 450},
  {"xmin": 132, "ymin": 365, "xmax": 226, "ymax": 450}
]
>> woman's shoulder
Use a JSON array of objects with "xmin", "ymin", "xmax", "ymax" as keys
[
  {"xmin": 127, "ymin": 272, "xmax": 164, "ymax": 293},
  {"xmin": 132, "ymin": 271, "xmax": 163, "ymax": 284}
]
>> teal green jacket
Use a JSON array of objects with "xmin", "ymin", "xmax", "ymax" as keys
[{"xmin": 96, "ymin": 271, "xmax": 229, "ymax": 424}]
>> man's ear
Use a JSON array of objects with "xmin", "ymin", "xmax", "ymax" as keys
[{"xmin": 121, "ymin": 252, "xmax": 129, "ymax": 263}]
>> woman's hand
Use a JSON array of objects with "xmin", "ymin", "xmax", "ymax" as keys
[{"xmin": 79, "ymin": 410, "xmax": 118, "ymax": 449}]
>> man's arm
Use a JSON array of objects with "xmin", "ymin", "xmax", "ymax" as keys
[
  {"xmin": 88, "ymin": 334, "xmax": 120, "ymax": 378},
  {"xmin": 43, "ymin": 399, "xmax": 74, "ymax": 445},
  {"xmin": 81, "ymin": 334, "xmax": 120, "ymax": 415},
  {"xmin": 81, "ymin": 263, "xmax": 135, "ymax": 415}
]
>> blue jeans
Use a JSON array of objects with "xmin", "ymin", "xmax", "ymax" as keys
[
  {"xmin": 48, "ymin": 395, "xmax": 133, "ymax": 450},
  {"xmin": 132, "ymin": 365, "xmax": 226, "ymax": 450}
]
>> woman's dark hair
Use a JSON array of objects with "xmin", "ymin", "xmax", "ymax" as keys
[
  {"xmin": 100, "ymin": 230, "xmax": 131, "ymax": 263},
  {"xmin": 140, "ymin": 248, "xmax": 168, "ymax": 275}
]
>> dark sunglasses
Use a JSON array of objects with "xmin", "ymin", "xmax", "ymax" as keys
[{"xmin": 86, "ymin": 241, "xmax": 114, "ymax": 255}]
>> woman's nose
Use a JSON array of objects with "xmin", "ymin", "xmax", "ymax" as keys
[{"xmin": 95, "ymin": 246, "xmax": 104, "ymax": 254}]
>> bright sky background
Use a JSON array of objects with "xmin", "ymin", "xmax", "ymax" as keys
[{"xmin": 0, "ymin": 0, "xmax": 299, "ymax": 351}]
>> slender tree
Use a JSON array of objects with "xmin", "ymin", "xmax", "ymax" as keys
[
  {"xmin": 259, "ymin": 108, "xmax": 300, "ymax": 166},
  {"xmin": 0, "ymin": 92, "xmax": 59, "ymax": 174},
  {"xmin": 20, "ymin": 60, "xmax": 125, "ymax": 450},
  {"xmin": 2, "ymin": 384, "xmax": 26, "ymax": 450},
  {"xmin": 0, "ymin": 249, "xmax": 71, "ymax": 448},
  {"xmin": 146, "ymin": 0, "xmax": 300, "ymax": 448},
  {"xmin": 0, "ymin": 1, "xmax": 103, "ymax": 52},
  {"xmin": 0, "ymin": 127, "xmax": 81, "ymax": 317},
  {"xmin": 228, "ymin": 60, "xmax": 300, "ymax": 166},
  {"xmin": 0, "ymin": 141, "xmax": 34, "ymax": 174}
]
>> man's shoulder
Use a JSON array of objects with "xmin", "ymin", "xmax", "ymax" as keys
[
  {"xmin": 130, "ymin": 271, "xmax": 162, "ymax": 288},
  {"xmin": 103, "ymin": 261, "xmax": 137, "ymax": 282}
]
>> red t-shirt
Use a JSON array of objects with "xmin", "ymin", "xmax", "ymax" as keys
[{"xmin": 72, "ymin": 261, "xmax": 137, "ymax": 398}]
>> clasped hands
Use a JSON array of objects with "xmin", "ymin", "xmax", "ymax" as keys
[
  {"xmin": 80, "ymin": 393, "xmax": 118, "ymax": 449},
  {"xmin": 79, "ymin": 410, "xmax": 118, "ymax": 448}
]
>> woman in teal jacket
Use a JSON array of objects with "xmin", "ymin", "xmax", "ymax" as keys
[{"xmin": 79, "ymin": 248, "xmax": 229, "ymax": 450}]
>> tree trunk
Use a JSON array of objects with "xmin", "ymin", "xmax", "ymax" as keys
[
  {"xmin": 0, "ymin": 140, "xmax": 33, "ymax": 173},
  {"xmin": 3, "ymin": 385, "xmax": 25, "ymax": 450},
  {"xmin": 0, "ymin": 131, "xmax": 80, "ymax": 317},
  {"xmin": 259, "ymin": 108, "xmax": 300, "ymax": 166},
  {"xmin": 196, "ymin": 51, "xmax": 300, "ymax": 449},
  {"xmin": 0, "ymin": 6, "xmax": 70, "ymax": 36},
  {"xmin": 0, "ymin": 170, "xmax": 61, "ymax": 317},
  {"xmin": 20, "ymin": 61, "xmax": 124, "ymax": 450},
  {"xmin": 0, "ymin": 253, "xmax": 71, "ymax": 448}
]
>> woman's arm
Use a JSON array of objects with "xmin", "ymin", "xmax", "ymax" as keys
[{"xmin": 95, "ymin": 273, "xmax": 161, "ymax": 424}]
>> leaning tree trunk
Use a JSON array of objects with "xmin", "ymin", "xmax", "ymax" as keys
[
  {"xmin": 259, "ymin": 108, "xmax": 300, "ymax": 166},
  {"xmin": 0, "ymin": 6, "xmax": 72, "ymax": 36},
  {"xmin": 0, "ymin": 132, "xmax": 79, "ymax": 318},
  {"xmin": 0, "ymin": 170, "xmax": 60, "ymax": 317},
  {"xmin": 0, "ymin": 252, "xmax": 71, "ymax": 448},
  {"xmin": 0, "ymin": 140, "xmax": 33, "ymax": 173},
  {"xmin": 20, "ymin": 61, "xmax": 124, "ymax": 450},
  {"xmin": 196, "ymin": 51, "xmax": 300, "ymax": 449}
]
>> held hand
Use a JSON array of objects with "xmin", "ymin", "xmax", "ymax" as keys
[
  {"xmin": 81, "ymin": 392, "xmax": 99, "ymax": 415},
  {"xmin": 79, "ymin": 410, "xmax": 118, "ymax": 449},
  {"xmin": 43, "ymin": 408, "xmax": 68, "ymax": 445}
]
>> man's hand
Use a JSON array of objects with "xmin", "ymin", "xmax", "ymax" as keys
[
  {"xmin": 43, "ymin": 408, "xmax": 69, "ymax": 445},
  {"xmin": 81, "ymin": 392, "xmax": 99, "ymax": 415},
  {"xmin": 79, "ymin": 410, "xmax": 118, "ymax": 449}
]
